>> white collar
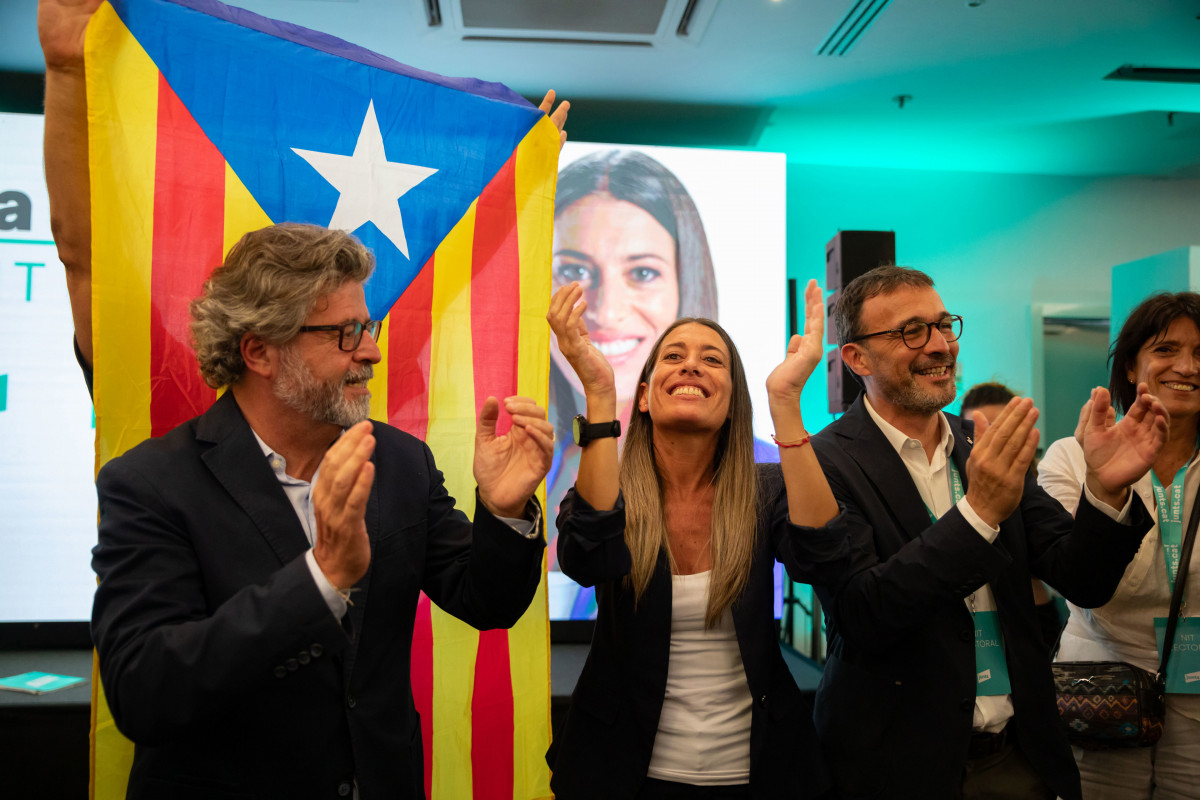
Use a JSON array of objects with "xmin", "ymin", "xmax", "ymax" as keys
[{"xmin": 863, "ymin": 395, "xmax": 954, "ymax": 461}]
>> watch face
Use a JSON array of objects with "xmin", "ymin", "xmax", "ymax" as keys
[{"xmin": 572, "ymin": 414, "xmax": 585, "ymax": 445}]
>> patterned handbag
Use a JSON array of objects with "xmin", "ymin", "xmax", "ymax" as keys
[
  {"xmin": 1052, "ymin": 483, "xmax": 1197, "ymax": 750},
  {"xmin": 1052, "ymin": 661, "xmax": 1165, "ymax": 749}
]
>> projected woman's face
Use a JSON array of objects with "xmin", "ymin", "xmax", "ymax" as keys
[{"xmin": 551, "ymin": 192, "xmax": 680, "ymax": 405}]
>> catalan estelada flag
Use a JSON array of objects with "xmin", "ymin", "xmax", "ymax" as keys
[{"xmin": 84, "ymin": 0, "xmax": 557, "ymax": 797}]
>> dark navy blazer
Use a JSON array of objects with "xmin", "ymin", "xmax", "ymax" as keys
[
  {"xmin": 92, "ymin": 391, "xmax": 545, "ymax": 799},
  {"xmin": 547, "ymin": 464, "xmax": 848, "ymax": 799},
  {"xmin": 810, "ymin": 396, "xmax": 1151, "ymax": 800}
]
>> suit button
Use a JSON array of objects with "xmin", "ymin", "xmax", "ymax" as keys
[
  {"xmin": 298, "ymin": 651, "xmax": 311, "ymax": 665},
  {"xmin": 960, "ymin": 629, "xmax": 973, "ymax": 642},
  {"xmin": 960, "ymin": 698, "xmax": 974, "ymax": 711},
  {"xmin": 273, "ymin": 666, "xmax": 287, "ymax": 679},
  {"xmin": 286, "ymin": 658, "xmax": 299, "ymax": 671},
  {"xmin": 759, "ymin": 694, "xmax": 767, "ymax": 706},
  {"xmin": 311, "ymin": 643, "xmax": 324, "ymax": 658},
  {"xmin": 337, "ymin": 782, "xmax": 352, "ymax": 797},
  {"xmin": 347, "ymin": 696, "xmax": 357, "ymax": 709}
]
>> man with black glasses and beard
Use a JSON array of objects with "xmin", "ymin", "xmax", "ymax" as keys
[
  {"xmin": 809, "ymin": 266, "xmax": 1167, "ymax": 800},
  {"xmin": 88, "ymin": 223, "xmax": 556, "ymax": 797},
  {"xmin": 40, "ymin": 0, "xmax": 569, "ymax": 792}
]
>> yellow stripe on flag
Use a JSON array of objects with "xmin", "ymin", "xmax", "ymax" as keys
[
  {"xmin": 89, "ymin": 0, "xmax": 158, "ymax": 468},
  {"xmin": 87, "ymin": 6, "xmax": 158, "ymax": 797},
  {"xmin": 426, "ymin": 202, "xmax": 481, "ymax": 800},
  {"xmin": 369, "ymin": 317, "xmax": 389, "ymax": 423},
  {"xmin": 508, "ymin": 117, "xmax": 559, "ymax": 800},
  {"xmin": 222, "ymin": 162, "xmax": 273, "ymax": 260}
]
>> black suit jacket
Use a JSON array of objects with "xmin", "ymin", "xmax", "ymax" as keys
[
  {"xmin": 809, "ymin": 397, "xmax": 1151, "ymax": 800},
  {"xmin": 547, "ymin": 465, "xmax": 847, "ymax": 799},
  {"xmin": 91, "ymin": 392, "xmax": 545, "ymax": 799}
]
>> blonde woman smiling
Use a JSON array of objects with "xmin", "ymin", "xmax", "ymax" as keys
[{"xmin": 545, "ymin": 280, "xmax": 846, "ymax": 799}]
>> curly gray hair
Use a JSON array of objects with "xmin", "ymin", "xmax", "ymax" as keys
[{"xmin": 190, "ymin": 224, "xmax": 375, "ymax": 388}]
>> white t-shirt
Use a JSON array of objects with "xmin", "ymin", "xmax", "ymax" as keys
[{"xmin": 647, "ymin": 570, "xmax": 753, "ymax": 785}]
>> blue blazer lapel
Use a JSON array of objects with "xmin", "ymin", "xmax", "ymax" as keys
[{"xmin": 196, "ymin": 392, "xmax": 312, "ymax": 567}]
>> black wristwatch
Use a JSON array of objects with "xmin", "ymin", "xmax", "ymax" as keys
[{"xmin": 573, "ymin": 415, "xmax": 621, "ymax": 447}]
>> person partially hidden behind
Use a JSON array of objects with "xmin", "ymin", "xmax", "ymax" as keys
[
  {"xmin": 960, "ymin": 381, "xmax": 1067, "ymax": 654},
  {"xmin": 1038, "ymin": 292, "xmax": 1200, "ymax": 799},
  {"xmin": 810, "ymin": 266, "xmax": 1169, "ymax": 800}
]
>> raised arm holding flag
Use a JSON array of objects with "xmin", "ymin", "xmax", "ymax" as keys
[{"xmin": 40, "ymin": 0, "xmax": 569, "ymax": 796}]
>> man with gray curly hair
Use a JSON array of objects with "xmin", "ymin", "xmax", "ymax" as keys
[
  {"xmin": 88, "ymin": 218, "xmax": 557, "ymax": 797},
  {"xmin": 40, "ymin": 0, "xmax": 568, "ymax": 793},
  {"xmin": 190, "ymin": 223, "xmax": 381, "ymax": 428}
]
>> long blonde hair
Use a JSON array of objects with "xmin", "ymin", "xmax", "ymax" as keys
[{"xmin": 619, "ymin": 318, "xmax": 759, "ymax": 628}]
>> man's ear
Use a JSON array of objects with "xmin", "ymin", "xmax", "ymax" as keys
[
  {"xmin": 637, "ymin": 382, "xmax": 650, "ymax": 414},
  {"xmin": 841, "ymin": 342, "xmax": 871, "ymax": 379},
  {"xmin": 241, "ymin": 332, "xmax": 276, "ymax": 379}
]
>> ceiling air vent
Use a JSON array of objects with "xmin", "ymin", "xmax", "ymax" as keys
[
  {"xmin": 817, "ymin": 0, "xmax": 893, "ymax": 56},
  {"xmin": 420, "ymin": 0, "xmax": 719, "ymax": 47}
]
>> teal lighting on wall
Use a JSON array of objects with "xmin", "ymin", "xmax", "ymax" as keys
[{"xmin": 1111, "ymin": 247, "xmax": 1200, "ymax": 341}]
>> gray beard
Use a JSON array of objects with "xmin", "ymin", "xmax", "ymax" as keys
[
  {"xmin": 273, "ymin": 345, "xmax": 372, "ymax": 428},
  {"xmin": 878, "ymin": 358, "xmax": 957, "ymax": 416}
]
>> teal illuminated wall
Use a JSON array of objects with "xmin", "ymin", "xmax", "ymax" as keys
[{"xmin": 782, "ymin": 165, "xmax": 1200, "ymax": 436}]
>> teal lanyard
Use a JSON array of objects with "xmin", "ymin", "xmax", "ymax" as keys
[
  {"xmin": 925, "ymin": 461, "xmax": 1012, "ymax": 696},
  {"xmin": 1151, "ymin": 463, "xmax": 1189, "ymax": 595},
  {"xmin": 924, "ymin": 461, "xmax": 965, "ymax": 524}
]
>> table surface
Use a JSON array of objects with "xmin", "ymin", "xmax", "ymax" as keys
[{"xmin": 0, "ymin": 650, "xmax": 93, "ymax": 708}]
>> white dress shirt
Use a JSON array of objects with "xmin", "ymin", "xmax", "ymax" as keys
[{"xmin": 863, "ymin": 397, "xmax": 1014, "ymax": 732}]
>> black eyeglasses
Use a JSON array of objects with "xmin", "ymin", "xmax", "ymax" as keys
[
  {"xmin": 297, "ymin": 320, "xmax": 382, "ymax": 352},
  {"xmin": 848, "ymin": 315, "xmax": 963, "ymax": 350}
]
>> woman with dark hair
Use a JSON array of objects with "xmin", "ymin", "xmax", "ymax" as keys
[
  {"xmin": 544, "ymin": 280, "xmax": 844, "ymax": 798},
  {"xmin": 547, "ymin": 150, "xmax": 728, "ymax": 617},
  {"xmin": 1038, "ymin": 292, "xmax": 1200, "ymax": 799}
]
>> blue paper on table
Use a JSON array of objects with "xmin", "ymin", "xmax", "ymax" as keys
[{"xmin": 0, "ymin": 671, "xmax": 86, "ymax": 694}]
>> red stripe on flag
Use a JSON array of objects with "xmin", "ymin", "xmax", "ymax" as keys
[
  {"xmin": 387, "ymin": 256, "xmax": 436, "ymax": 439},
  {"xmin": 149, "ymin": 74, "xmax": 221, "ymax": 436},
  {"xmin": 470, "ymin": 154, "xmax": 520, "ymax": 800},
  {"xmin": 411, "ymin": 593, "xmax": 435, "ymax": 800},
  {"xmin": 470, "ymin": 154, "xmax": 521, "ymax": 433},
  {"xmin": 390, "ymin": 259, "xmax": 436, "ymax": 796},
  {"xmin": 472, "ymin": 631, "xmax": 513, "ymax": 799}
]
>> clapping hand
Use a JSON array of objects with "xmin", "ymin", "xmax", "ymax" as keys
[
  {"xmin": 312, "ymin": 421, "xmax": 376, "ymax": 590},
  {"xmin": 1080, "ymin": 384, "xmax": 1168, "ymax": 508},
  {"xmin": 474, "ymin": 396, "xmax": 555, "ymax": 519},
  {"xmin": 766, "ymin": 279, "xmax": 825, "ymax": 406},
  {"xmin": 964, "ymin": 397, "xmax": 1040, "ymax": 528},
  {"xmin": 547, "ymin": 283, "xmax": 616, "ymax": 404}
]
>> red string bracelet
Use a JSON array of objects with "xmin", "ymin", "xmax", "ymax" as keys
[{"xmin": 771, "ymin": 433, "xmax": 812, "ymax": 449}]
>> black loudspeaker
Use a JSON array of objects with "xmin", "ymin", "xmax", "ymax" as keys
[
  {"xmin": 826, "ymin": 230, "xmax": 897, "ymax": 293},
  {"xmin": 826, "ymin": 348, "xmax": 862, "ymax": 416},
  {"xmin": 825, "ymin": 230, "xmax": 895, "ymax": 413}
]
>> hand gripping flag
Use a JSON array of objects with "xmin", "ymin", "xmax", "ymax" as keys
[{"xmin": 84, "ymin": 0, "xmax": 557, "ymax": 797}]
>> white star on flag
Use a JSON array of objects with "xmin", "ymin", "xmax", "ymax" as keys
[{"xmin": 293, "ymin": 100, "xmax": 438, "ymax": 258}]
